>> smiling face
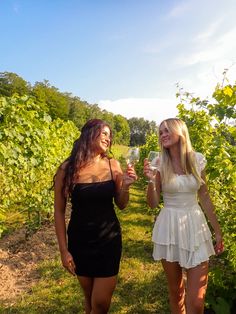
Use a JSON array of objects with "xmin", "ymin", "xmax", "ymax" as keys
[
  {"xmin": 159, "ymin": 121, "xmax": 180, "ymax": 149},
  {"xmin": 93, "ymin": 125, "xmax": 111, "ymax": 154}
]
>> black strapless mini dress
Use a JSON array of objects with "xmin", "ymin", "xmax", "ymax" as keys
[{"xmin": 67, "ymin": 180, "xmax": 122, "ymax": 277}]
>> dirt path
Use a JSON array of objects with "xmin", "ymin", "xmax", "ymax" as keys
[{"xmin": 0, "ymin": 222, "xmax": 59, "ymax": 306}]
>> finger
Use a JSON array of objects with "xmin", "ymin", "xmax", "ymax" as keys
[
  {"xmin": 69, "ymin": 266, "xmax": 76, "ymax": 276},
  {"xmin": 66, "ymin": 264, "xmax": 76, "ymax": 276},
  {"xmin": 214, "ymin": 244, "xmax": 224, "ymax": 255},
  {"xmin": 69, "ymin": 260, "xmax": 76, "ymax": 273},
  {"xmin": 67, "ymin": 267, "xmax": 75, "ymax": 275}
]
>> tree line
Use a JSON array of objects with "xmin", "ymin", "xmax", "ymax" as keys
[{"xmin": 0, "ymin": 71, "xmax": 157, "ymax": 146}]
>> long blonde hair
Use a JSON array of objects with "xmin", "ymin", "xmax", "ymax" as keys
[{"xmin": 159, "ymin": 118, "xmax": 204, "ymax": 185}]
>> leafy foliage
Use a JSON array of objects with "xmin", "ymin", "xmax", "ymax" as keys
[
  {"xmin": 0, "ymin": 71, "xmax": 156, "ymax": 147},
  {"xmin": 0, "ymin": 72, "xmax": 31, "ymax": 97},
  {"xmin": 0, "ymin": 95, "xmax": 79, "ymax": 236},
  {"xmin": 113, "ymin": 115, "xmax": 130, "ymax": 145},
  {"xmin": 32, "ymin": 80, "xmax": 71, "ymax": 120}
]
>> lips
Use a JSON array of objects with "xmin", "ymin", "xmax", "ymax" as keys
[
  {"xmin": 162, "ymin": 138, "xmax": 169, "ymax": 144},
  {"xmin": 101, "ymin": 141, "xmax": 108, "ymax": 148}
]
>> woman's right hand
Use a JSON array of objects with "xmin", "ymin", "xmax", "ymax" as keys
[
  {"xmin": 60, "ymin": 250, "xmax": 76, "ymax": 276},
  {"xmin": 143, "ymin": 158, "xmax": 156, "ymax": 182}
]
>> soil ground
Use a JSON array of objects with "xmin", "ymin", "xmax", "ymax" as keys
[{"xmin": 0, "ymin": 222, "xmax": 59, "ymax": 306}]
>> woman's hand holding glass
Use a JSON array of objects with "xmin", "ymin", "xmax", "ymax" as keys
[
  {"xmin": 125, "ymin": 147, "xmax": 140, "ymax": 167},
  {"xmin": 144, "ymin": 151, "xmax": 160, "ymax": 182},
  {"xmin": 122, "ymin": 147, "xmax": 139, "ymax": 189}
]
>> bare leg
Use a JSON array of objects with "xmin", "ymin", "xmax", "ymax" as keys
[
  {"xmin": 185, "ymin": 262, "xmax": 208, "ymax": 314},
  {"xmin": 161, "ymin": 260, "xmax": 186, "ymax": 314},
  {"xmin": 91, "ymin": 276, "xmax": 117, "ymax": 314},
  {"xmin": 78, "ymin": 276, "xmax": 94, "ymax": 314}
]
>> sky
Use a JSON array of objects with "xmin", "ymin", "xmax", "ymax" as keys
[{"xmin": 1, "ymin": 0, "xmax": 236, "ymax": 125}]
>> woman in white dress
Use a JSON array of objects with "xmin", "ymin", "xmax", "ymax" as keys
[{"xmin": 143, "ymin": 118, "xmax": 224, "ymax": 314}]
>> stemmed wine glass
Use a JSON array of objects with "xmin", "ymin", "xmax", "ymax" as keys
[
  {"xmin": 125, "ymin": 147, "xmax": 140, "ymax": 167},
  {"xmin": 147, "ymin": 151, "xmax": 160, "ymax": 174}
]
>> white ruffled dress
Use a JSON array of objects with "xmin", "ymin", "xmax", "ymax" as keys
[{"xmin": 152, "ymin": 152, "xmax": 215, "ymax": 268}]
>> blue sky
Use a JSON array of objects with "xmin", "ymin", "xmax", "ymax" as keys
[{"xmin": 1, "ymin": 0, "xmax": 236, "ymax": 124}]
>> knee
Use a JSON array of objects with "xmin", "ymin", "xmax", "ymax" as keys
[
  {"xmin": 187, "ymin": 296, "xmax": 204, "ymax": 313},
  {"xmin": 92, "ymin": 298, "xmax": 110, "ymax": 314}
]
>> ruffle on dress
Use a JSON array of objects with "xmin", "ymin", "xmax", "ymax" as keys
[
  {"xmin": 195, "ymin": 151, "xmax": 207, "ymax": 173},
  {"xmin": 152, "ymin": 204, "xmax": 215, "ymax": 268}
]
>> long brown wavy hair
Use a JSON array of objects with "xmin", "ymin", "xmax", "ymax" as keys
[{"xmin": 55, "ymin": 119, "xmax": 113, "ymax": 196}]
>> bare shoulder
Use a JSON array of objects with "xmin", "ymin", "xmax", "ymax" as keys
[
  {"xmin": 55, "ymin": 160, "xmax": 68, "ymax": 182},
  {"xmin": 109, "ymin": 158, "xmax": 122, "ymax": 171},
  {"xmin": 59, "ymin": 160, "xmax": 69, "ymax": 171},
  {"xmin": 108, "ymin": 158, "xmax": 123, "ymax": 184}
]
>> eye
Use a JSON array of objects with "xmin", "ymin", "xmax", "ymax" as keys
[{"xmin": 102, "ymin": 131, "xmax": 110, "ymax": 139}]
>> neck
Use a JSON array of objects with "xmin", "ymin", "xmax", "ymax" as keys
[
  {"xmin": 91, "ymin": 154, "xmax": 102, "ymax": 163},
  {"xmin": 169, "ymin": 145, "xmax": 180, "ymax": 160}
]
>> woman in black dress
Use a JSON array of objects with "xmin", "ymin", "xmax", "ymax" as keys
[{"xmin": 54, "ymin": 119, "xmax": 137, "ymax": 313}]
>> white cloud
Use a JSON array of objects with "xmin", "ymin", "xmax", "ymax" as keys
[
  {"xmin": 166, "ymin": 2, "xmax": 191, "ymax": 19},
  {"xmin": 174, "ymin": 27, "xmax": 236, "ymax": 68},
  {"xmin": 98, "ymin": 98, "xmax": 179, "ymax": 125},
  {"xmin": 194, "ymin": 19, "xmax": 223, "ymax": 42},
  {"xmin": 218, "ymin": 27, "xmax": 236, "ymax": 50}
]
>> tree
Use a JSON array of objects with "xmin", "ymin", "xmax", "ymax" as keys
[
  {"xmin": 113, "ymin": 114, "xmax": 130, "ymax": 145},
  {"xmin": 128, "ymin": 117, "xmax": 157, "ymax": 146},
  {"xmin": 0, "ymin": 72, "xmax": 31, "ymax": 97},
  {"xmin": 68, "ymin": 97, "xmax": 91, "ymax": 129},
  {"xmin": 32, "ymin": 80, "xmax": 70, "ymax": 120}
]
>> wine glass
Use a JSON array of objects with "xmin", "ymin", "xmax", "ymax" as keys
[
  {"xmin": 125, "ymin": 147, "xmax": 140, "ymax": 166},
  {"xmin": 147, "ymin": 151, "xmax": 160, "ymax": 173}
]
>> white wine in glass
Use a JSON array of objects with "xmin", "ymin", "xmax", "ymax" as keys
[
  {"xmin": 126, "ymin": 147, "xmax": 140, "ymax": 166},
  {"xmin": 147, "ymin": 151, "xmax": 160, "ymax": 172}
]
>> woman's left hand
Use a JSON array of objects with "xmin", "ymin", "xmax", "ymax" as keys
[
  {"xmin": 214, "ymin": 233, "xmax": 224, "ymax": 255},
  {"xmin": 122, "ymin": 164, "xmax": 138, "ymax": 187}
]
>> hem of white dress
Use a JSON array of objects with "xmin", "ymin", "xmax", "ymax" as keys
[
  {"xmin": 152, "ymin": 242, "xmax": 215, "ymax": 269},
  {"xmin": 152, "ymin": 255, "xmax": 213, "ymax": 269}
]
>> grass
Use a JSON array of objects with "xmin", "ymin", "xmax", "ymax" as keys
[{"xmin": 0, "ymin": 181, "xmax": 170, "ymax": 314}]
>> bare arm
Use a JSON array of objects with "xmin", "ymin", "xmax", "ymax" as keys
[
  {"xmin": 144, "ymin": 158, "xmax": 161, "ymax": 208},
  {"xmin": 198, "ymin": 171, "xmax": 224, "ymax": 254},
  {"xmin": 54, "ymin": 165, "xmax": 76, "ymax": 275},
  {"xmin": 112, "ymin": 159, "xmax": 137, "ymax": 210}
]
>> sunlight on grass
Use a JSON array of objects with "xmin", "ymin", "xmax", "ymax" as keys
[{"xmin": 1, "ymin": 259, "xmax": 84, "ymax": 314}]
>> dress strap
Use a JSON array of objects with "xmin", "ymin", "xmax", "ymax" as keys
[{"xmin": 108, "ymin": 158, "xmax": 114, "ymax": 180}]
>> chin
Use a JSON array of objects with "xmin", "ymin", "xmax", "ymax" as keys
[{"xmin": 100, "ymin": 147, "xmax": 108, "ymax": 154}]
